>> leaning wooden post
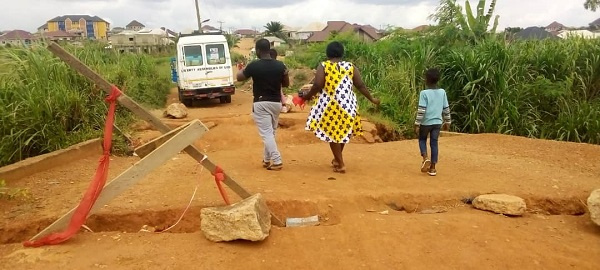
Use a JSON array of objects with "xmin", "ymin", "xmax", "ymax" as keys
[{"xmin": 46, "ymin": 42, "xmax": 251, "ymax": 199}]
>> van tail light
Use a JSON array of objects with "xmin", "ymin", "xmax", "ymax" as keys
[{"xmin": 223, "ymin": 87, "xmax": 234, "ymax": 93}]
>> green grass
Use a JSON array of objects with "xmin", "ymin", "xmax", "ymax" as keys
[
  {"xmin": 0, "ymin": 42, "xmax": 172, "ymax": 166},
  {"xmin": 287, "ymin": 32, "xmax": 600, "ymax": 144}
]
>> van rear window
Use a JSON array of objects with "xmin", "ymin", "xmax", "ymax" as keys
[
  {"xmin": 183, "ymin": 45, "xmax": 203, "ymax": 66},
  {"xmin": 206, "ymin": 44, "xmax": 226, "ymax": 65}
]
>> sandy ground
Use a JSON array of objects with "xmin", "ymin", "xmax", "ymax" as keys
[{"xmin": 1, "ymin": 60, "xmax": 600, "ymax": 269}]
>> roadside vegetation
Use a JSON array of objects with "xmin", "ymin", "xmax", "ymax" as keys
[
  {"xmin": 286, "ymin": 0, "xmax": 600, "ymax": 144},
  {"xmin": 0, "ymin": 42, "xmax": 172, "ymax": 166}
]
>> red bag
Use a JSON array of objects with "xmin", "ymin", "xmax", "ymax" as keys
[{"xmin": 292, "ymin": 94, "xmax": 306, "ymax": 110}]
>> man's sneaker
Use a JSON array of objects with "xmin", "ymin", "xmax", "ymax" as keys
[
  {"xmin": 428, "ymin": 168, "xmax": 437, "ymax": 176},
  {"xmin": 267, "ymin": 163, "xmax": 283, "ymax": 171},
  {"xmin": 262, "ymin": 161, "xmax": 271, "ymax": 168}
]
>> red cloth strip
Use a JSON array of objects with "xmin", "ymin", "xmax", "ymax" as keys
[
  {"xmin": 23, "ymin": 86, "xmax": 122, "ymax": 247},
  {"xmin": 211, "ymin": 166, "xmax": 230, "ymax": 205}
]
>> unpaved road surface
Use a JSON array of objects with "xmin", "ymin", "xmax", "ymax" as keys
[{"xmin": 1, "ymin": 81, "xmax": 600, "ymax": 269}]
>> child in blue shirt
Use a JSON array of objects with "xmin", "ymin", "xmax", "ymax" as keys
[{"xmin": 414, "ymin": 68, "xmax": 451, "ymax": 176}]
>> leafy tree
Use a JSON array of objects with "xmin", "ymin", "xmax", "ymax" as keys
[
  {"xmin": 585, "ymin": 0, "xmax": 600, "ymax": 11},
  {"xmin": 429, "ymin": 0, "xmax": 462, "ymax": 26},
  {"xmin": 504, "ymin": 27, "xmax": 523, "ymax": 34}
]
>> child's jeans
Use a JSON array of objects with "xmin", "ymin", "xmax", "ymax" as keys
[{"xmin": 419, "ymin": 124, "xmax": 442, "ymax": 164}]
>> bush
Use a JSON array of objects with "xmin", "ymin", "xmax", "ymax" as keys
[
  {"xmin": 287, "ymin": 33, "xmax": 600, "ymax": 144},
  {"xmin": 231, "ymin": 51, "xmax": 246, "ymax": 64},
  {"xmin": 0, "ymin": 43, "xmax": 172, "ymax": 166}
]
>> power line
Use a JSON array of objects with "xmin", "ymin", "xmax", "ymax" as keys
[{"xmin": 217, "ymin": 21, "xmax": 225, "ymax": 31}]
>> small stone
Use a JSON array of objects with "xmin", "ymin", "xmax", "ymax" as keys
[
  {"xmin": 164, "ymin": 103, "xmax": 188, "ymax": 119},
  {"xmin": 419, "ymin": 208, "xmax": 447, "ymax": 214},
  {"xmin": 139, "ymin": 225, "xmax": 156, "ymax": 233},
  {"xmin": 201, "ymin": 193, "xmax": 271, "ymax": 242},
  {"xmin": 587, "ymin": 189, "xmax": 600, "ymax": 226},
  {"xmin": 473, "ymin": 194, "xmax": 526, "ymax": 216}
]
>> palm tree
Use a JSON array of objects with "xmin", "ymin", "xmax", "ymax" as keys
[
  {"xmin": 264, "ymin": 21, "xmax": 285, "ymax": 39},
  {"xmin": 225, "ymin": 34, "xmax": 239, "ymax": 49}
]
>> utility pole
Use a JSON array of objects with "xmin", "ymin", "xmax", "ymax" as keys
[
  {"xmin": 217, "ymin": 21, "xmax": 225, "ymax": 32},
  {"xmin": 194, "ymin": 0, "xmax": 202, "ymax": 32}
]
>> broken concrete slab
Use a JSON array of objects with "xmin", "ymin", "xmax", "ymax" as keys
[
  {"xmin": 473, "ymin": 194, "xmax": 527, "ymax": 216},
  {"xmin": 587, "ymin": 189, "xmax": 600, "ymax": 226},
  {"xmin": 200, "ymin": 193, "xmax": 271, "ymax": 242}
]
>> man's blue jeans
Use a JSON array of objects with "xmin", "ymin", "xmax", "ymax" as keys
[{"xmin": 419, "ymin": 124, "xmax": 442, "ymax": 164}]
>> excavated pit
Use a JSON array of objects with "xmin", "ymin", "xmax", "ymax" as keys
[{"xmin": 0, "ymin": 195, "xmax": 588, "ymax": 245}]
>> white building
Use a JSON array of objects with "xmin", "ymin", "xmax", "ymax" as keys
[
  {"xmin": 264, "ymin": 36, "xmax": 286, "ymax": 47},
  {"xmin": 109, "ymin": 28, "xmax": 174, "ymax": 53}
]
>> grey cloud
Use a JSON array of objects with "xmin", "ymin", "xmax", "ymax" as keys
[
  {"xmin": 346, "ymin": 0, "xmax": 436, "ymax": 5},
  {"xmin": 205, "ymin": 0, "xmax": 307, "ymax": 8}
]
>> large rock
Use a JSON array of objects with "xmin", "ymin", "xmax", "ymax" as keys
[
  {"xmin": 588, "ymin": 189, "xmax": 600, "ymax": 226},
  {"xmin": 473, "ymin": 194, "xmax": 527, "ymax": 216},
  {"xmin": 201, "ymin": 193, "xmax": 271, "ymax": 242},
  {"xmin": 361, "ymin": 121, "xmax": 382, "ymax": 143},
  {"xmin": 164, "ymin": 103, "xmax": 188, "ymax": 119}
]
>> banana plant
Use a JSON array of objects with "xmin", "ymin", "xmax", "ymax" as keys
[{"xmin": 454, "ymin": 0, "xmax": 500, "ymax": 42}]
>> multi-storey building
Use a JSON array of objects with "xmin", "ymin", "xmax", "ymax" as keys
[{"xmin": 47, "ymin": 15, "xmax": 109, "ymax": 40}]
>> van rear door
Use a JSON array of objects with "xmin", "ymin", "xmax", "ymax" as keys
[
  {"xmin": 204, "ymin": 43, "xmax": 233, "ymax": 88},
  {"xmin": 179, "ymin": 43, "xmax": 206, "ymax": 89}
]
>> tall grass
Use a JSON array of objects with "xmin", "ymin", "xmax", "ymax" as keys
[
  {"xmin": 288, "ymin": 33, "xmax": 600, "ymax": 144},
  {"xmin": 0, "ymin": 43, "xmax": 172, "ymax": 166}
]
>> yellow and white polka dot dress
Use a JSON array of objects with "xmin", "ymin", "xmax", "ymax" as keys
[{"xmin": 305, "ymin": 60, "xmax": 363, "ymax": 143}]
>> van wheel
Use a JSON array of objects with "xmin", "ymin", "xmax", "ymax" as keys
[
  {"xmin": 220, "ymin": 96, "xmax": 232, "ymax": 104},
  {"xmin": 182, "ymin": 99, "xmax": 193, "ymax": 107}
]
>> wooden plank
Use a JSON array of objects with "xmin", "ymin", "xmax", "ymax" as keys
[
  {"xmin": 31, "ymin": 120, "xmax": 208, "ymax": 240},
  {"xmin": 46, "ymin": 42, "xmax": 252, "ymax": 200},
  {"xmin": 134, "ymin": 121, "xmax": 194, "ymax": 158}
]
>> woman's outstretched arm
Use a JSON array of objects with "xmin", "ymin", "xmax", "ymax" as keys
[
  {"xmin": 352, "ymin": 66, "xmax": 379, "ymax": 105},
  {"xmin": 304, "ymin": 64, "xmax": 325, "ymax": 100}
]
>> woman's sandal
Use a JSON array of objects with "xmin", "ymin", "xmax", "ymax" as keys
[
  {"xmin": 333, "ymin": 166, "xmax": 346, "ymax": 174},
  {"xmin": 331, "ymin": 159, "xmax": 339, "ymax": 168}
]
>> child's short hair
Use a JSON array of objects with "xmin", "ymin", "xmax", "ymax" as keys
[
  {"xmin": 269, "ymin": 49, "xmax": 278, "ymax": 59},
  {"xmin": 425, "ymin": 68, "xmax": 441, "ymax": 85}
]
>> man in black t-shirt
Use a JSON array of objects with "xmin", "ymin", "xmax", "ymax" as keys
[{"xmin": 237, "ymin": 39, "xmax": 290, "ymax": 171}]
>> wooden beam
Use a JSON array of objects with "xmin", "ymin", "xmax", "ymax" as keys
[
  {"xmin": 46, "ymin": 42, "xmax": 251, "ymax": 200},
  {"xmin": 134, "ymin": 121, "xmax": 194, "ymax": 158},
  {"xmin": 31, "ymin": 120, "xmax": 208, "ymax": 240}
]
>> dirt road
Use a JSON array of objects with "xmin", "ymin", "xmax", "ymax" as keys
[{"xmin": 1, "ymin": 85, "xmax": 600, "ymax": 269}]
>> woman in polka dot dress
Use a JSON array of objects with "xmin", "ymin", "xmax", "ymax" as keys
[{"xmin": 300, "ymin": 41, "xmax": 380, "ymax": 173}]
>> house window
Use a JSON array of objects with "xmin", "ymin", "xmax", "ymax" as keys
[
  {"xmin": 206, "ymin": 44, "xmax": 226, "ymax": 65},
  {"xmin": 129, "ymin": 37, "xmax": 134, "ymax": 42},
  {"xmin": 184, "ymin": 45, "xmax": 203, "ymax": 66}
]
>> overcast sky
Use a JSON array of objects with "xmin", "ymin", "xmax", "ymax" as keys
[{"xmin": 1, "ymin": 0, "xmax": 599, "ymax": 32}]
